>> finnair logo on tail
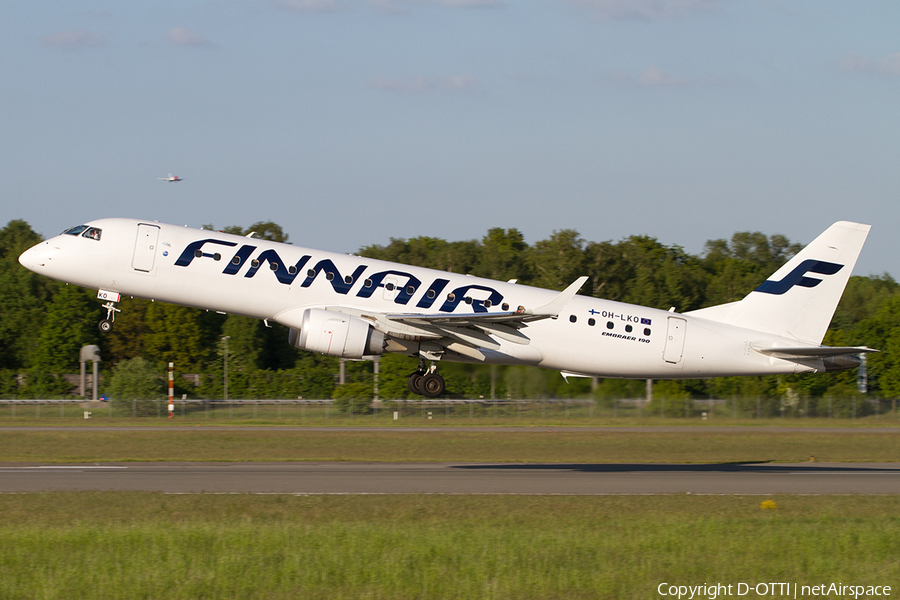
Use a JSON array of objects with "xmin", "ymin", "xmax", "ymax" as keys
[{"xmin": 754, "ymin": 260, "xmax": 843, "ymax": 295}]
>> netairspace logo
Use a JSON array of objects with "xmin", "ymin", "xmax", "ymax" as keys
[{"xmin": 657, "ymin": 582, "xmax": 892, "ymax": 599}]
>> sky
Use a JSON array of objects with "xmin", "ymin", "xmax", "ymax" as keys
[{"xmin": 2, "ymin": 0, "xmax": 899, "ymax": 278}]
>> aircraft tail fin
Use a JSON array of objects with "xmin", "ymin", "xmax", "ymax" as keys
[{"xmin": 685, "ymin": 221, "xmax": 870, "ymax": 344}]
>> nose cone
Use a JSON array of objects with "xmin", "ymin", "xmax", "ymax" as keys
[{"xmin": 18, "ymin": 241, "xmax": 49, "ymax": 273}]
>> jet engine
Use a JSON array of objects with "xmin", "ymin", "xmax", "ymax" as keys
[{"xmin": 288, "ymin": 308, "xmax": 385, "ymax": 359}]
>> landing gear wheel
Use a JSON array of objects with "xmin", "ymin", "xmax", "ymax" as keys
[
  {"xmin": 99, "ymin": 299, "xmax": 121, "ymax": 334},
  {"xmin": 407, "ymin": 371, "xmax": 425, "ymax": 396},
  {"xmin": 420, "ymin": 372, "xmax": 445, "ymax": 398}
]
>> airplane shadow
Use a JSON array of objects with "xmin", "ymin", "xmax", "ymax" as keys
[{"xmin": 452, "ymin": 462, "xmax": 900, "ymax": 474}]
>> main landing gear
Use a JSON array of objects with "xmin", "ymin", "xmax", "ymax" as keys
[
  {"xmin": 98, "ymin": 301, "xmax": 121, "ymax": 333},
  {"xmin": 407, "ymin": 359, "xmax": 446, "ymax": 398}
]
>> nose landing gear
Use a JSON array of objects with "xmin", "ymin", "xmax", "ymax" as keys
[
  {"xmin": 96, "ymin": 289, "xmax": 122, "ymax": 333},
  {"xmin": 98, "ymin": 300, "xmax": 121, "ymax": 333}
]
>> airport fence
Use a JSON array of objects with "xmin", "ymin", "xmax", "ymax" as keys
[{"xmin": 0, "ymin": 396, "xmax": 895, "ymax": 422}]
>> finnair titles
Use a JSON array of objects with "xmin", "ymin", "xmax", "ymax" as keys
[{"xmin": 19, "ymin": 219, "xmax": 876, "ymax": 398}]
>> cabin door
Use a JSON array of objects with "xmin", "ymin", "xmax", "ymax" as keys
[
  {"xmin": 132, "ymin": 223, "xmax": 160, "ymax": 272},
  {"xmin": 663, "ymin": 317, "xmax": 687, "ymax": 365}
]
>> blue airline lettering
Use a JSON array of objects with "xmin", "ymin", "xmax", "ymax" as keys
[
  {"xmin": 356, "ymin": 270, "xmax": 422, "ymax": 305},
  {"xmin": 174, "ymin": 239, "xmax": 238, "ymax": 266},
  {"xmin": 222, "ymin": 245, "xmax": 257, "ymax": 275},
  {"xmin": 416, "ymin": 278, "xmax": 450, "ymax": 309},
  {"xmin": 754, "ymin": 260, "xmax": 843, "ymax": 295},
  {"xmin": 175, "ymin": 239, "xmax": 505, "ymax": 311},
  {"xmin": 244, "ymin": 249, "xmax": 312, "ymax": 285},
  {"xmin": 300, "ymin": 259, "xmax": 367, "ymax": 295},
  {"xmin": 439, "ymin": 284, "xmax": 504, "ymax": 313}
]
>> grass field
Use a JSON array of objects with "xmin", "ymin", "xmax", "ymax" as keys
[
  {"xmin": 0, "ymin": 493, "xmax": 897, "ymax": 599},
  {"xmin": 1, "ymin": 428, "xmax": 899, "ymax": 463},
  {"xmin": 3, "ymin": 396, "xmax": 900, "ymax": 425},
  {"xmin": 3, "ymin": 424, "xmax": 896, "ymax": 598}
]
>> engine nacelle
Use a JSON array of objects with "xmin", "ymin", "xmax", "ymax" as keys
[{"xmin": 288, "ymin": 308, "xmax": 385, "ymax": 359}]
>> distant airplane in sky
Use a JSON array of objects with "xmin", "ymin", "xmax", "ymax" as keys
[
  {"xmin": 18, "ymin": 219, "xmax": 876, "ymax": 398},
  {"xmin": 156, "ymin": 173, "xmax": 183, "ymax": 182}
]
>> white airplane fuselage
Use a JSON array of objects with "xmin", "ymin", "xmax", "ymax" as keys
[{"xmin": 19, "ymin": 218, "xmax": 871, "ymax": 382}]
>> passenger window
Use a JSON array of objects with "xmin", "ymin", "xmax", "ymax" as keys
[
  {"xmin": 407, "ymin": 285, "xmax": 415, "ymax": 295},
  {"xmin": 606, "ymin": 322, "xmax": 614, "ymax": 329},
  {"xmin": 232, "ymin": 256, "xmax": 241, "ymax": 265},
  {"xmin": 644, "ymin": 328, "xmax": 651, "ymax": 336},
  {"xmin": 625, "ymin": 325, "xmax": 633, "ymax": 333},
  {"xmin": 288, "ymin": 265, "xmax": 297, "ymax": 275},
  {"xmin": 385, "ymin": 283, "xmax": 395, "ymax": 291},
  {"xmin": 569, "ymin": 315, "xmax": 577, "ymax": 323},
  {"xmin": 326, "ymin": 272, "xmax": 335, "ymax": 281},
  {"xmin": 345, "ymin": 275, "xmax": 354, "ymax": 284},
  {"xmin": 270, "ymin": 262, "xmax": 279, "ymax": 271},
  {"xmin": 364, "ymin": 279, "xmax": 373, "ymax": 288},
  {"xmin": 251, "ymin": 260, "xmax": 260, "ymax": 268},
  {"xmin": 588, "ymin": 318, "xmax": 595, "ymax": 326},
  {"xmin": 426, "ymin": 290, "xmax": 435, "ymax": 299}
]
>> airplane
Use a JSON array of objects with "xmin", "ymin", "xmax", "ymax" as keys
[
  {"xmin": 18, "ymin": 219, "xmax": 876, "ymax": 398},
  {"xmin": 156, "ymin": 173, "xmax": 184, "ymax": 182}
]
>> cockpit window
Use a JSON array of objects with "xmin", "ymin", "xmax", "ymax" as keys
[
  {"xmin": 61, "ymin": 225, "xmax": 101, "ymax": 240},
  {"xmin": 82, "ymin": 227, "xmax": 101, "ymax": 241},
  {"xmin": 63, "ymin": 225, "xmax": 89, "ymax": 236}
]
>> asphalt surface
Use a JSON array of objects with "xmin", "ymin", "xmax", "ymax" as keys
[{"xmin": 1, "ymin": 461, "xmax": 899, "ymax": 494}]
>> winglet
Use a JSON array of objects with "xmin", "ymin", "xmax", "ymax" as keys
[{"xmin": 531, "ymin": 276, "xmax": 588, "ymax": 317}]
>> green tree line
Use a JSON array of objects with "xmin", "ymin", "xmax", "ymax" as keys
[{"xmin": 1, "ymin": 219, "xmax": 897, "ymax": 416}]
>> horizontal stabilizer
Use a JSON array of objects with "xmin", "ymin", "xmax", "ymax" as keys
[{"xmin": 752, "ymin": 345, "xmax": 878, "ymax": 360}]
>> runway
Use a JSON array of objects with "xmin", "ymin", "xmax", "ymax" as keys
[{"xmin": 1, "ymin": 461, "xmax": 898, "ymax": 494}]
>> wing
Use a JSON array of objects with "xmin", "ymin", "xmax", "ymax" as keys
[
  {"xmin": 390, "ymin": 276, "xmax": 587, "ymax": 328},
  {"xmin": 384, "ymin": 276, "xmax": 588, "ymax": 357},
  {"xmin": 280, "ymin": 276, "xmax": 588, "ymax": 362}
]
